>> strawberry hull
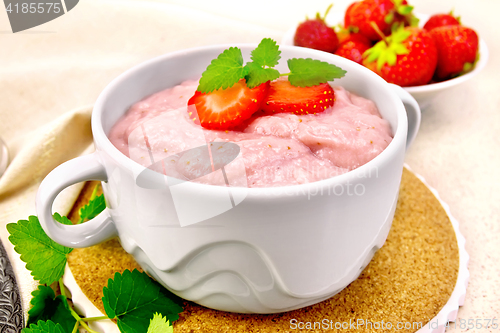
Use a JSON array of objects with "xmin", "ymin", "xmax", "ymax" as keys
[{"xmin": 363, "ymin": 27, "xmax": 438, "ymax": 87}]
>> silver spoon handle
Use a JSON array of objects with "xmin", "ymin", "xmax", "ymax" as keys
[{"xmin": 0, "ymin": 237, "xmax": 24, "ymax": 331}]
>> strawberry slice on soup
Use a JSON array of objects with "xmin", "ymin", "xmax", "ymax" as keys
[{"xmin": 188, "ymin": 79, "xmax": 269, "ymax": 131}]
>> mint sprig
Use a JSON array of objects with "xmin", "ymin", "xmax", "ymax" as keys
[
  {"xmin": 197, "ymin": 37, "xmax": 346, "ymax": 93},
  {"xmin": 7, "ymin": 184, "xmax": 184, "ymax": 333}
]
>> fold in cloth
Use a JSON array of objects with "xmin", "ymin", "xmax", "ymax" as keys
[{"xmin": 0, "ymin": 106, "xmax": 94, "ymax": 320}]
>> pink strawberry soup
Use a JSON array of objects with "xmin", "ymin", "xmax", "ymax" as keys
[{"xmin": 108, "ymin": 80, "xmax": 393, "ymax": 188}]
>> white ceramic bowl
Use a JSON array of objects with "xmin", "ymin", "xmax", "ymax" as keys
[
  {"xmin": 282, "ymin": 12, "xmax": 489, "ymax": 109},
  {"xmin": 36, "ymin": 45, "xmax": 420, "ymax": 313}
]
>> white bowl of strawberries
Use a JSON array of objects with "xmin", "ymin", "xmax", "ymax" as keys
[{"xmin": 282, "ymin": 1, "xmax": 488, "ymax": 108}]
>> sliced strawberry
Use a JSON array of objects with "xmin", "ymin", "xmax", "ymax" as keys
[
  {"xmin": 188, "ymin": 79, "xmax": 269, "ymax": 130},
  {"xmin": 260, "ymin": 78, "xmax": 335, "ymax": 116}
]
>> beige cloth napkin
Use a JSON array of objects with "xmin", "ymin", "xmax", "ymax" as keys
[{"xmin": 0, "ymin": 106, "xmax": 94, "ymax": 317}]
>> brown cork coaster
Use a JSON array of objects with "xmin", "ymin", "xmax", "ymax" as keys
[{"xmin": 67, "ymin": 168, "xmax": 459, "ymax": 332}]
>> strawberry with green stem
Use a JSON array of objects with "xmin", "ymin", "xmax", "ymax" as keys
[
  {"xmin": 430, "ymin": 25, "xmax": 479, "ymax": 81},
  {"xmin": 294, "ymin": 4, "xmax": 339, "ymax": 53},
  {"xmin": 335, "ymin": 31, "xmax": 372, "ymax": 64},
  {"xmin": 345, "ymin": 0, "xmax": 418, "ymax": 42},
  {"xmin": 362, "ymin": 23, "xmax": 437, "ymax": 86}
]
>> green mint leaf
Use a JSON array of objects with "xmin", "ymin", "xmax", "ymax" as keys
[
  {"xmin": 22, "ymin": 320, "xmax": 66, "ymax": 333},
  {"xmin": 287, "ymin": 58, "xmax": 347, "ymax": 87},
  {"xmin": 78, "ymin": 186, "xmax": 106, "ymax": 223},
  {"xmin": 147, "ymin": 313, "xmax": 173, "ymax": 333},
  {"xmin": 250, "ymin": 38, "xmax": 281, "ymax": 68},
  {"xmin": 53, "ymin": 213, "xmax": 72, "ymax": 226},
  {"xmin": 198, "ymin": 47, "xmax": 245, "ymax": 93},
  {"xmin": 102, "ymin": 269, "xmax": 183, "ymax": 333},
  {"xmin": 28, "ymin": 285, "xmax": 77, "ymax": 333},
  {"xmin": 28, "ymin": 285, "xmax": 55, "ymax": 321},
  {"xmin": 7, "ymin": 216, "xmax": 73, "ymax": 285},
  {"xmin": 244, "ymin": 62, "xmax": 280, "ymax": 88}
]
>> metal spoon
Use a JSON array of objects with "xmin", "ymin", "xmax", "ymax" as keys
[{"xmin": 0, "ymin": 238, "xmax": 24, "ymax": 331}]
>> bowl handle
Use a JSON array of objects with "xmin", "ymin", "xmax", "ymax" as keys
[
  {"xmin": 36, "ymin": 153, "xmax": 117, "ymax": 248},
  {"xmin": 389, "ymin": 84, "xmax": 421, "ymax": 149}
]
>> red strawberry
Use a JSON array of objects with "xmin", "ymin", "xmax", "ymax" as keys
[
  {"xmin": 430, "ymin": 25, "xmax": 479, "ymax": 81},
  {"xmin": 260, "ymin": 77, "xmax": 335, "ymax": 115},
  {"xmin": 188, "ymin": 79, "xmax": 269, "ymax": 130},
  {"xmin": 344, "ymin": 0, "xmax": 417, "ymax": 41},
  {"xmin": 363, "ymin": 26, "xmax": 438, "ymax": 86},
  {"xmin": 343, "ymin": 2, "xmax": 359, "ymax": 33},
  {"xmin": 335, "ymin": 32, "xmax": 372, "ymax": 64},
  {"xmin": 294, "ymin": 4, "xmax": 339, "ymax": 53},
  {"xmin": 423, "ymin": 12, "xmax": 461, "ymax": 31}
]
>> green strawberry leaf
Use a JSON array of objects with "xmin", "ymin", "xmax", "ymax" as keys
[
  {"xmin": 363, "ymin": 26, "xmax": 411, "ymax": 70},
  {"xmin": 53, "ymin": 213, "xmax": 72, "ymax": 226},
  {"xmin": 102, "ymin": 269, "xmax": 183, "ymax": 333},
  {"xmin": 27, "ymin": 285, "xmax": 77, "ymax": 333},
  {"xmin": 7, "ymin": 215, "xmax": 73, "ymax": 285},
  {"xmin": 409, "ymin": 14, "xmax": 419, "ymax": 26},
  {"xmin": 244, "ymin": 62, "xmax": 280, "ymax": 88},
  {"xmin": 287, "ymin": 58, "xmax": 346, "ymax": 87},
  {"xmin": 78, "ymin": 185, "xmax": 106, "ymax": 223},
  {"xmin": 198, "ymin": 47, "xmax": 246, "ymax": 93},
  {"xmin": 250, "ymin": 38, "xmax": 281, "ymax": 68},
  {"xmin": 397, "ymin": 5, "xmax": 413, "ymax": 15},
  {"xmin": 147, "ymin": 313, "xmax": 174, "ymax": 333},
  {"xmin": 391, "ymin": 26, "xmax": 411, "ymax": 42},
  {"xmin": 22, "ymin": 320, "xmax": 66, "ymax": 333},
  {"xmin": 384, "ymin": 12, "xmax": 394, "ymax": 24}
]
